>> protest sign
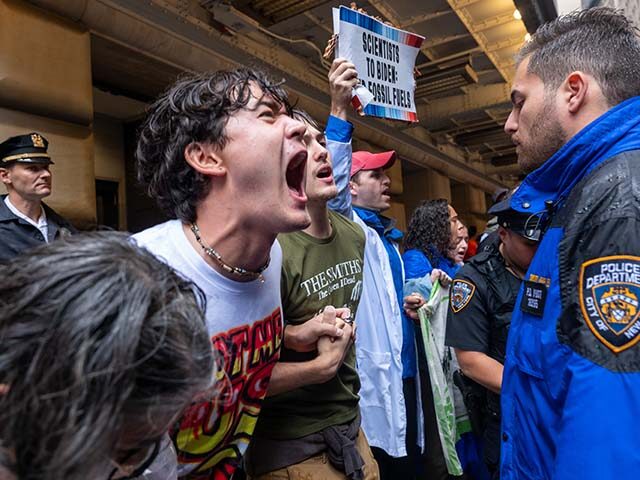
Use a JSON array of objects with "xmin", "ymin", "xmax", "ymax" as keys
[{"xmin": 332, "ymin": 6, "xmax": 424, "ymax": 122}]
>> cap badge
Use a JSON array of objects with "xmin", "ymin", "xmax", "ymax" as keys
[{"xmin": 31, "ymin": 134, "xmax": 45, "ymax": 149}]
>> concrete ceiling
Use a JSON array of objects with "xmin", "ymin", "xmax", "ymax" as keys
[
  {"xmin": 199, "ymin": 0, "xmax": 555, "ymax": 180},
  {"xmin": 30, "ymin": 0, "xmax": 556, "ymax": 188}
]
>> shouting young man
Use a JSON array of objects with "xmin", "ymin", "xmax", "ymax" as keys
[
  {"xmin": 246, "ymin": 62, "xmax": 378, "ymax": 480},
  {"xmin": 133, "ymin": 69, "xmax": 311, "ymax": 479}
]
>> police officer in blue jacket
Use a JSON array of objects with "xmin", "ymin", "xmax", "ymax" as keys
[
  {"xmin": 446, "ymin": 199, "xmax": 542, "ymax": 478},
  {"xmin": 500, "ymin": 7, "xmax": 640, "ymax": 480},
  {"xmin": 0, "ymin": 133, "xmax": 75, "ymax": 262}
]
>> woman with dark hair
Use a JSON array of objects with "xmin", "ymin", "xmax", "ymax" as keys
[
  {"xmin": 402, "ymin": 199, "xmax": 463, "ymax": 480},
  {"xmin": 404, "ymin": 199, "xmax": 461, "ymax": 284},
  {"xmin": 0, "ymin": 233, "xmax": 215, "ymax": 480},
  {"xmin": 402, "ymin": 198, "xmax": 463, "ymax": 320}
]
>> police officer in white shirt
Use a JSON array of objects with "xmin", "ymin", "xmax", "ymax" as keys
[{"xmin": 0, "ymin": 132, "xmax": 75, "ymax": 262}]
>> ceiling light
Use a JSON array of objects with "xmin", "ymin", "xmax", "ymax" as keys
[{"xmin": 513, "ymin": 9, "xmax": 522, "ymax": 20}]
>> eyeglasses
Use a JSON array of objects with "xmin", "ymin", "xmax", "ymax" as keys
[{"xmin": 108, "ymin": 438, "xmax": 161, "ymax": 480}]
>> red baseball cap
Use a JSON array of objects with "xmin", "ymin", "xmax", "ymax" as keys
[{"xmin": 350, "ymin": 150, "xmax": 397, "ymax": 178}]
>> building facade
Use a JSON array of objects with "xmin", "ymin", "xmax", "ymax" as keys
[{"xmin": 1, "ymin": 0, "xmax": 556, "ymax": 232}]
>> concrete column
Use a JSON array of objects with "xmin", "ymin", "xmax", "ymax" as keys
[
  {"xmin": 387, "ymin": 200, "xmax": 407, "ymax": 233},
  {"xmin": 94, "ymin": 114, "xmax": 127, "ymax": 230},
  {"xmin": 387, "ymin": 160, "xmax": 406, "ymax": 231},
  {"xmin": 451, "ymin": 183, "xmax": 487, "ymax": 232},
  {"xmin": 402, "ymin": 167, "xmax": 452, "ymax": 226},
  {"xmin": 0, "ymin": 0, "xmax": 95, "ymax": 226},
  {"xmin": 387, "ymin": 160, "xmax": 404, "ymax": 196}
]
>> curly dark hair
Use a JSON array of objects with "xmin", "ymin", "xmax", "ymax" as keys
[
  {"xmin": 136, "ymin": 68, "xmax": 292, "ymax": 223},
  {"xmin": 0, "ymin": 233, "xmax": 214, "ymax": 479},
  {"xmin": 405, "ymin": 199, "xmax": 451, "ymax": 264},
  {"xmin": 518, "ymin": 7, "xmax": 640, "ymax": 106}
]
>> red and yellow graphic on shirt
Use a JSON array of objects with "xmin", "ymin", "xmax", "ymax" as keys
[{"xmin": 173, "ymin": 308, "xmax": 283, "ymax": 479}]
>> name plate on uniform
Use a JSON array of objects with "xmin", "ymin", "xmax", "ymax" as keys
[{"xmin": 521, "ymin": 280, "xmax": 547, "ymax": 316}]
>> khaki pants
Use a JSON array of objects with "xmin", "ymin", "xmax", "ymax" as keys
[{"xmin": 249, "ymin": 429, "xmax": 379, "ymax": 480}]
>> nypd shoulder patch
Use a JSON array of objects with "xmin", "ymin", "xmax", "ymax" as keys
[
  {"xmin": 451, "ymin": 279, "xmax": 476, "ymax": 313},
  {"xmin": 579, "ymin": 255, "xmax": 640, "ymax": 353}
]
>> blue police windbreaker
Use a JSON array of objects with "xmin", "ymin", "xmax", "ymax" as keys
[{"xmin": 500, "ymin": 96, "xmax": 640, "ymax": 480}]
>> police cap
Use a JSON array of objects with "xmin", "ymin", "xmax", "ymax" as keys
[
  {"xmin": 0, "ymin": 133, "xmax": 53, "ymax": 166},
  {"xmin": 488, "ymin": 198, "xmax": 543, "ymax": 242}
]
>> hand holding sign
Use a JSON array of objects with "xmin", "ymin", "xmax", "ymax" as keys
[
  {"xmin": 329, "ymin": 58, "xmax": 359, "ymax": 119},
  {"xmin": 332, "ymin": 5, "xmax": 424, "ymax": 122}
]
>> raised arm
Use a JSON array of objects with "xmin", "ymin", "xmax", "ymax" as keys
[{"xmin": 326, "ymin": 58, "xmax": 358, "ymax": 217}]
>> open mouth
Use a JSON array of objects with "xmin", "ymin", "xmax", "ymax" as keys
[
  {"xmin": 316, "ymin": 164, "xmax": 333, "ymax": 181},
  {"xmin": 286, "ymin": 150, "xmax": 308, "ymax": 203}
]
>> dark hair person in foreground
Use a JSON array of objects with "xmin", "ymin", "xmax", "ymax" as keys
[{"xmin": 0, "ymin": 233, "xmax": 214, "ymax": 480}]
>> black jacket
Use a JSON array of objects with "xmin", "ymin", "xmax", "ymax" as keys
[
  {"xmin": 446, "ymin": 239, "xmax": 522, "ymax": 467},
  {"xmin": 0, "ymin": 194, "xmax": 76, "ymax": 263},
  {"xmin": 553, "ymin": 149, "xmax": 640, "ymax": 370}
]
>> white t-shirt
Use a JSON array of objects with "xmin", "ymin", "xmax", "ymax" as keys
[{"xmin": 133, "ymin": 220, "xmax": 283, "ymax": 478}]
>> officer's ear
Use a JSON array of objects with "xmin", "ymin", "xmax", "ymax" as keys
[
  {"xmin": 0, "ymin": 167, "xmax": 12, "ymax": 186},
  {"xmin": 498, "ymin": 226, "xmax": 508, "ymax": 243},
  {"xmin": 563, "ymin": 71, "xmax": 590, "ymax": 114}
]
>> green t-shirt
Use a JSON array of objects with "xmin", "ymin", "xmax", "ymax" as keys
[{"xmin": 255, "ymin": 209, "xmax": 365, "ymax": 439}]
